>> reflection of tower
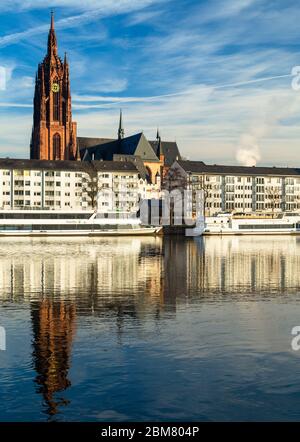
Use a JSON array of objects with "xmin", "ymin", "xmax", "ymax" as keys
[
  {"xmin": 31, "ymin": 300, "xmax": 76, "ymax": 417},
  {"xmin": 162, "ymin": 237, "xmax": 189, "ymax": 309}
]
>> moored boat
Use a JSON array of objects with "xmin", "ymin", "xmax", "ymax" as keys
[
  {"xmin": 203, "ymin": 212, "xmax": 300, "ymax": 235},
  {"xmin": 0, "ymin": 209, "xmax": 162, "ymax": 237}
]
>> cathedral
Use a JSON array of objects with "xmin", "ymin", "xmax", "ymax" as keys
[
  {"xmin": 30, "ymin": 13, "xmax": 181, "ymax": 183},
  {"xmin": 30, "ymin": 12, "xmax": 78, "ymax": 161}
]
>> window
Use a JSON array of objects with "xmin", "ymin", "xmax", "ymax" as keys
[
  {"xmin": 53, "ymin": 133, "xmax": 61, "ymax": 160},
  {"xmin": 53, "ymin": 89, "xmax": 60, "ymax": 121}
]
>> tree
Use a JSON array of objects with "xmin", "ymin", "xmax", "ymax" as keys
[
  {"xmin": 188, "ymin": 175, "xmax": 220, "ymax": 223},
  {"xmin": 82, "ymin": 168, "xmax": 98, "ymax": 210},
  {"xmin": 265, "ymin": 185, "xmax": 281, "ymax": 218}
]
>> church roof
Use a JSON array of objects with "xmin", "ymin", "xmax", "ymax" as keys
[
  {"xmin": 77, "ymin": 137, "xmax": 115, "ymax": 150},
  {"xmin": 79, "ymin": 132, "xmax": 182, "ymax": 166},
  {"xmin": 149, "ymin": 140, "xmax": 181, "ymax": 166},
  {"xmin": 121, "ymin": 133, "xmax": 159, "ymax": 161},
  {"xmin": 79, "ymin": 132, "xmax": 160, "ymax": 162}
]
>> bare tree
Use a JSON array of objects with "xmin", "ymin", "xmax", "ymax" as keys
[
  {"xmin": 82, "ymin": 168, "xmax": 98, "ymax": 210},
  {"xmin": 189, "ymin": 175, "xmax": 220, "ymax": 222},
  {"xmin": 265, "ymin": 186, "xmax": 281, "ymax": 218}
]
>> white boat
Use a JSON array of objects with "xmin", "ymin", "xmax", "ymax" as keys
[
  {"xmin": 202, "ymin": 212, "xmax": 300, "ymax": 235},
  {"xmin": 0, "ymin": 209, "xmax": 162, "ymax": 237}
]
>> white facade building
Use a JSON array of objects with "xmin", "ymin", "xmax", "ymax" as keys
[
  {"xmin": 167, "ymin": 160, "xmax": 300, "ymax": 217},
  {"xmin": 0, "ymin": 159, "xmax": 141, "ymax": 213}
]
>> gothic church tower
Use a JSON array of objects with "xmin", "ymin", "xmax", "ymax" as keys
[{"xmin": 30, "ymin": 12, "xmax": 78, "ymax": 160}]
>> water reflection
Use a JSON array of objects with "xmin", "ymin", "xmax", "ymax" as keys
[
  {"xmin": 1, "ymin": 235, "xmax": 300, "ymax": 420},
  {"xmin": 31, "ymin": 300, "xmax": 75, "ymax": 416}
]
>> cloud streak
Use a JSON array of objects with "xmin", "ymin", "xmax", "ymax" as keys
[
  {"xmin": 0, "ymin": 0, "xmax": 166, "ymax": 48},
  {"xmin": 1, "ymin": 0, "xmax": 300, "ymax": 167}
]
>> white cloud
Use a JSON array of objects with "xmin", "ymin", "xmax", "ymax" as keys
[
  {"xmin": 1, "ymin": 0, "xmax": 300, "ymax": 168},
  {"xmin": 0, "ymin": 0, "xmax": 167, "ymax": 47},
  {"xmin": 0, "ymin": 0, "xmax": 162, "ymax": 12}
]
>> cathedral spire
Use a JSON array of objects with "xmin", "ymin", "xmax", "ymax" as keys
[
  {"xmin": 118, "ymin": 109, "xmax": 124, "ymax": 140},
  {"xmin": 47, "ymin": 11, "xmax": 57, "ymax": 57},
  {"xmin": 156, "ymin": 128, "xmax": 162, "ymax": 157},
  {"xmin": 156, "ymin": 128, "xmax": 161, "ymax": 142}
]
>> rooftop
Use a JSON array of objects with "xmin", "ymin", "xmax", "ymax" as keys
[
  {"xmin": 177, "ymin": 160, "xmax": 300, "ymax": 177},
  {"xmin": 0, "ymin": 158, "xmax": 139, "ymax": 173}
]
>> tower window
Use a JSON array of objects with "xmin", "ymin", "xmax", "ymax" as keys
[
  {"xmin": 53, "ymin": 133, "xmax": 61, "ymax": 160},
  {"xmin": 53, "ymin": 90, "xmax": 60, "ymax": 121}
]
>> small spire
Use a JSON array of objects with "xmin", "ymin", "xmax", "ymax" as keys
[
  {"xmin": 118, "ymin": 109, "xmax": 125, "ymax": 140},
  {"xmin": 157, "ymin": 128, "xmax": 162, "ymax": 157},
  {"xmin": 51, "ymin": 10, "xmax": 55, "ymax": 30},
  {"xmin": 156, "ymin": 127, "xmax": 161, "ymax": 141},
  {"xmin": 76, "ymin": 142, "xmax": 81, "ymax": 161},
  {"xmin": 48, "ymin": 10, "xmax": 57, "ymax": 56}
]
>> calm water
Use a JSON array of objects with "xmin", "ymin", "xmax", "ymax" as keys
[{"xmin": 1, "ymin": 235, "xmax": 300, "ymax": 421}]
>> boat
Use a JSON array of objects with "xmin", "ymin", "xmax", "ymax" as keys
[
  {"xmin": 201, "ymin": 212, "xmax": 300, "ymax": 235},
  {"xmin": 0, "ymin": 209, "xmax": 162, "ymax": 237}
]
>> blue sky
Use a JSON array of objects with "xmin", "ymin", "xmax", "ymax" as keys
[{"xmin": 0, "ymin": 0, "xmax": 300, "ymax": 165}]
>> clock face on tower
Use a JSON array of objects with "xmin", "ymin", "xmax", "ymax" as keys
[{"xmin": 52, "ymin": 83, "xmax": 60, "ymax": 93}]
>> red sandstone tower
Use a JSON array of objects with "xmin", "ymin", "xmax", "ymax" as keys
[{"xmin": 30, "ymin": 12, "xmax": 78, "ymax": 161}]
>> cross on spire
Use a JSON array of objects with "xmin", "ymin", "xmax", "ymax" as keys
[{"xmin": 51, "ymin": 10, "xmax": 54, "ymax": 30}]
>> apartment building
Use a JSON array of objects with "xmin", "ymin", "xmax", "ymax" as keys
[
  {"xmin": 167, "ymin": 160, "xmax": 300, "ymax": 216},
  {"xmin": 0, "ymin": 159, "xmax": 141, "ymax": 212}
]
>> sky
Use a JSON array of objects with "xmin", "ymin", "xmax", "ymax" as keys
[{"xmin": 0, "ymin": 0, "xmax": 300, "ymax": 166}]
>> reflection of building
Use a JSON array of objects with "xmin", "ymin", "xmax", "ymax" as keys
[
  {"xmin": 0, "ymin": 237, "xmax": 164, "ymax": 310},
  {"xmin": 1, "ymin": 236, "xmax": 300, "ymax": 419},
  {"xmin": 187, "ymin": 236, "xmax": 300, "ymax": 294},
  {"xmin": 1, "ymin": 237, "xmax": 300, "ymax": 306},
  {"xmin": 1, "ymin": 236, "xmax": 300, "ymax": 307},
  {"xmin": 31, "ymin": 300, "xmax": 76, "ymax": 416}
]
